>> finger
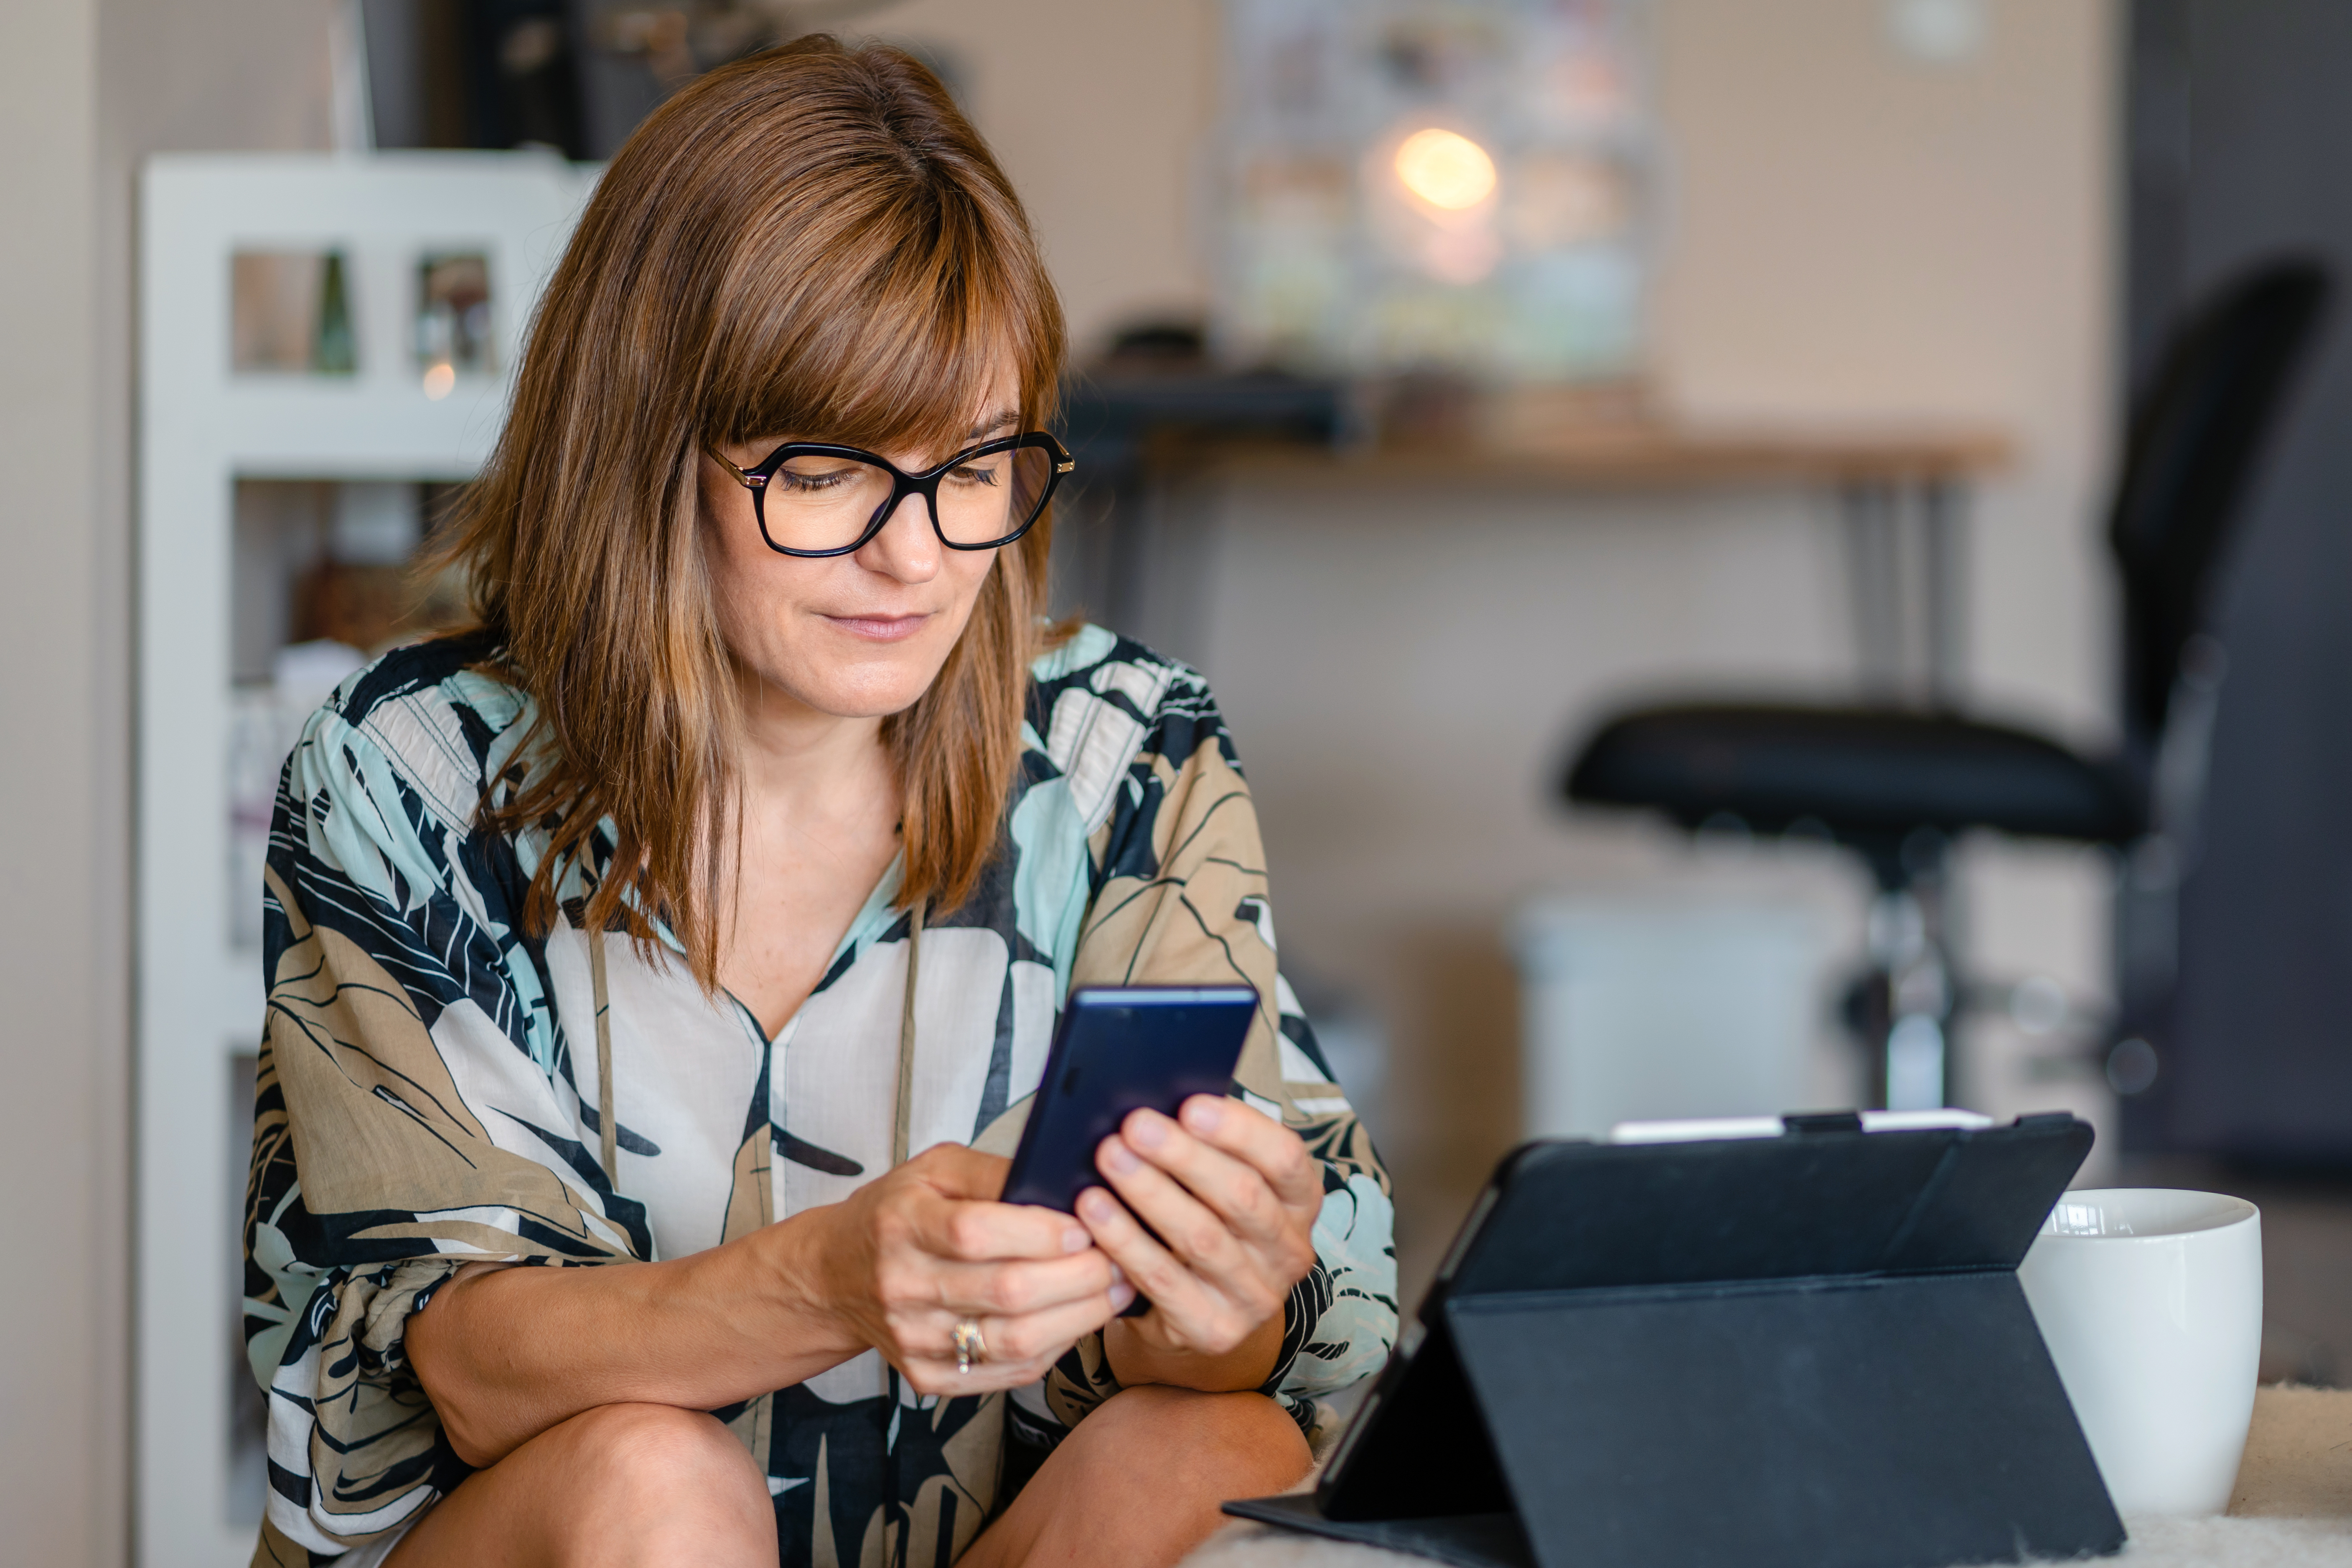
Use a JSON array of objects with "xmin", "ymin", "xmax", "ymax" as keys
[
  {"xmin": 917, "ymin": 1250, "xmax": 1119, "ymax": 1319},
  {"xmin": 892, "ymin": 1280, "xmax": 1134, "ymax": 1398},
  {"xmin": 906, "ymin": 1142, "xmax": 1015, "ymax": 1200},
  {"xmin": 1176, "ymin": 1095, "xmax": 1323, "ymax": 1214},
  {"xmin": 898, "ymin": 1350, "xmax": 1064, "ymax": 1397},
  {"xmin": 906, "ymin": 1192, "xmax": 1094, "ymax": 1264},
  {"xmin": 1119, "ymin": 1108, "xmax": 1292, "ymax": 1248},
  {"xmin": 1076, "ymin": 1177, "xmax": 1220, "ymax": 1324},
  {"xmin": 1097, "ymin": 1133, "xmax": 1245, "ymax": 1279},
  {"xmin": 934, "ymin": 1283, "xmax": 1134, "ymax": 1368}
]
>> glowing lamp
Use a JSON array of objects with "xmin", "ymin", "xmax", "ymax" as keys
[{"xmin": 1393, "ymin": 128, "xmax": 1497, "ymax": 211}]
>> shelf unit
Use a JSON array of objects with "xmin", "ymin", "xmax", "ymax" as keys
[{"xmin": 136, "ymin": 152, "xmax": 595, "ymax": 1566}]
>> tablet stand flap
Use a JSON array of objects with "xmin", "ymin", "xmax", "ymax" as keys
[
  {"xmin": 1444, "ymin": 1116, "xmax": 2093, "ymax": 1300},
  {"xmin": 1314, "ymin": 1314, "xmax": 1511, "ymax": 1522},
  {"xmin": 1445, "ymin": 1273, "xmax": 2124, "ymax": 1568},
  {"xmin": 1876, "ymin": 1113, "xmax": 2095, "ymax": 1272}
]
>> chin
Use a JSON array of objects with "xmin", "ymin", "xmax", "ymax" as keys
[{"xmin": 788, "ymin": 651, "xmax": 949, "ymax": 719}]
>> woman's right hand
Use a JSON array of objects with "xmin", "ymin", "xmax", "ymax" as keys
[{"xmin": 798, "ymin": 1143, "xmax": 1134, "ymax": 1395}]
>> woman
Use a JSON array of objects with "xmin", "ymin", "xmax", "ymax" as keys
[{"xmin": 241, "ymin": 36, "xmax": 1394, "ymax": 1568}]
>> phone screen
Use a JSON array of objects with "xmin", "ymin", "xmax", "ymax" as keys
[{"xmin": 999, "ymin": 984, "xmax": 1259, "ymax": 1217}]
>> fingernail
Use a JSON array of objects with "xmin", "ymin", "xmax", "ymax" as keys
[
  {"xmin": 1109, "ymin": 1282, "xmax": 1137, "ymax": 1312},
  {"xmin": 1109, "ymin": 1263, "xmax": 1127, "ymax": 1286},
  {"xmin": 1128, "ymin": 1113, "xmax": 1167, "ymax": 1150},
  {"xmin": 1063, "ymin": 1226, "xmax": 1090, "ymax": 1253},
  {"xmin": 1181, "ymin": 1096, "xmax": 1223, "ymax": 1133},
  {"xmin": 1079, "ymin": 1188, "xmax": 1116, "ymax": 1222},
  {"xmin": 1101, "ymin": 1136, "xmax": 1141, "ymax": 1174}
]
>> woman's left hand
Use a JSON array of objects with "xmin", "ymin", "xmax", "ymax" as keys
[{"xmin": 1077, "ymin": 1093, "xmax": 1323, "ymax": 1389}]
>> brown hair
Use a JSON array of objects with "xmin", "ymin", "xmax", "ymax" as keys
[{"xmin": 435, "ymin": 37, "xmax": 1067, "ymax": 987}]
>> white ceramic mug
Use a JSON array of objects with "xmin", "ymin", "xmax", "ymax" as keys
[{"xmin": 2016, "ymin": 1187, "xmax": 2263, "ymax": 1517}]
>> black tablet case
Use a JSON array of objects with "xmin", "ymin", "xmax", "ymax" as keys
[{"xmin": 1225, "ymin": 1113, "xmax": 2125, "ymax": 1568}]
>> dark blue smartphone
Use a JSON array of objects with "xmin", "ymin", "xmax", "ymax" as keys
[{"xmin": 1000, "ymin": 983, "xmax": 1259, "ymax": 1217}]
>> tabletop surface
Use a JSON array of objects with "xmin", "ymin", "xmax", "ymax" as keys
[{"xmin": 1185, "ymin": 1384, "xmax": 2352, "ymax": 1567}]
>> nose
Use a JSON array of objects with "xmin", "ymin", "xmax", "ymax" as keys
[{"xmin": 853, "ymin": 487, "xmax": 941, "ymax": 584}]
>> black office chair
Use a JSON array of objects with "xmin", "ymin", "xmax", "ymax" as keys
[{"xmin": 1563, "ymin": 259, "xmax": 2332, "ymax": 1111}]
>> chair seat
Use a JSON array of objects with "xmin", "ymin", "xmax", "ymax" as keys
[{"xmin": 1566, "ymin": 703, "xmax": 2143, "ymax": 847}]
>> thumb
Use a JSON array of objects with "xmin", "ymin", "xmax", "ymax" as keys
[{"xmin": 910, "ymin": 1141, "xmax": 1012, "ymax": 1200}]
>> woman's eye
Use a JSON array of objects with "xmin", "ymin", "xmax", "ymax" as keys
[
  {"xmin": 947, "ymin": 461, "xmax": 1003, "ymax": 488},
  {"xmin": 777, "ymin": 467, "xmax": 854, "ymax": 493}
]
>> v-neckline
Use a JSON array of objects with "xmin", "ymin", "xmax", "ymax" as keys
[{"xmin": 720, "ymin": 850, "xmax": 908, "ymax": 1047}]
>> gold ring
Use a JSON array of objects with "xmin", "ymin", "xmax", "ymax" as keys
[{"xmin": 952, "ymin": 1318, "xmax": 988, "ymax": 1375}]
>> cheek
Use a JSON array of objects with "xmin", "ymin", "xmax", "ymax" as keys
[
  {"xmin": 943, "ymin": 547, "xmax": 1001, "ymax": 614},
  {"xmin": 702, "ymin": 483, "xmax": 787, "ymax": 629},
  {"xmin": 922, "ymin": 549, "xmax": 1004, "ymax": 653},
  {"xmin": 708, "ymin": 530, "xmax": 804, "ymax": 650}
]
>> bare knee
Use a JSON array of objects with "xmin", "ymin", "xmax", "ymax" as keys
[
  {"xmin": 390, "ymin": 1403, "xmax": 773, "ymax": 1568},
  {"xmin": 557, "ymin": 1401, "xmax": 763, "ymax": 1501},
  {"xmin": 545, "ymin": 1404, "xmax": 772, "ymax": 1559},
  {"xmin": 967, "ymin": 1388, "xmax": 1313, "ymax": 1568},
  {"xmin": 1073, "ymin": 1385, "xmax": 1313, "ymax": 1497}
]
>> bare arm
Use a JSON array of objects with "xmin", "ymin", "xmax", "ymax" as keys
[{"xmin": 409, "ymin": 1145, "xmax": 1131, "ymax": 1467}]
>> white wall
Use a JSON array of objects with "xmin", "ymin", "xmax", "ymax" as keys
[
  {"xmin": 1652, "ymin": 0, "xmax": 2117, "ymax": 735},
  {"xmin": 0, "ymin": 1, "xmax": 336, "ymax": 1559},
  {"xmin": 0, "ymin": 1, "xmax": 110, "ymax": 1559},
  {"xmin": 872, "ymin": 0, "xmax": 1220, "ymax": 357}
]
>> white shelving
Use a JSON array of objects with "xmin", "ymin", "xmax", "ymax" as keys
[{"xmin": 137, "ymin": 152, "xmax": 595, "ymax": 1567}]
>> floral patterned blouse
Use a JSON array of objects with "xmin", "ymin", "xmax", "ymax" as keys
[{"xmin": 242, "ymin": 623, "xmax": 1396, "ymax": 1567}]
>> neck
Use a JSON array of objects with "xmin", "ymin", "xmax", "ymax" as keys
[{"xmin": 731, "ymin": 666, "xmax": 891, "ymax": 814}]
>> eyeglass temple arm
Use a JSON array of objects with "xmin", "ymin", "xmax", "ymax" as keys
[{"xmin": 710, "ymin": 451, "xmax": 765, "ymax": 489}]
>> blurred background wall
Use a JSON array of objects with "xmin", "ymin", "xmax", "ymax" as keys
[
  {"xmin": 3, "ymin": 1, "xmax": 341, "ymax": 1556},
  {"xmin": 866, "ymin": 0, "xmax": 2119, "ymax": 1294},
  {"xmin": 1199, "ymin": 0, "xmax": 2118, "ymax": 1290},
  {"xmin": 2, "ymin": 4, "xmax": 113, "ymax": 1561}
]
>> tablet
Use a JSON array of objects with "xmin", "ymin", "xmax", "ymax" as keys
[{"xmin": 1228, "ymin": 1110, "xmax": 2120, "ymax": 1568}]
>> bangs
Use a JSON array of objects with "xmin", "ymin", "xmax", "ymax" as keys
[{"xmin": 704, "ymin": 173, "xmax": 1058, "ymax": 464}]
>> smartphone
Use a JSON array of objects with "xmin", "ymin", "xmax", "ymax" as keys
[{"xmin": 1000, "ymin": 983, "xmax": 1259, "ymax": 1218}]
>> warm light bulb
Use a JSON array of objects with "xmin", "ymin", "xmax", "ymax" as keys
[
  {"xmin": 422, "ymin": 361, "xmax": 456, "ymax": 400},
  {"xmin": 1393, "ymin": 128, "xmax": 1497, "ymax": 211}
]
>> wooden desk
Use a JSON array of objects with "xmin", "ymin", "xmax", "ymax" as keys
[{"xmin": 1076, "ymin": 420, "xmax": 2011, "ymax": 704}]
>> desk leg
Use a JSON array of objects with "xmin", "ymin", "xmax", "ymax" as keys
[
  {"xmin": 1050, "ymin": 473, "xmax": 1162, "ymax": 640},
  {"xmin": 1062, "ymin": 471, "xmax": 1223, "ymax": 667},
  {"xmin": 1842, "ymin": 481, "xmax": 1904, "ymax": 698},
  {"xmin": 1104, "ymin": 474, "xmax": 1152, "ymax": 637},
  {"xmin": 1047, "ymin": 477, "xmax": 1119, "ymax": 625},
  {"xmin": 1841, "ymin": 478, "xmax": 1971, "ymax": 707},
  {"xmin": 1921, "ymin": 478, "xmax": 1969, "ymax": 707}
]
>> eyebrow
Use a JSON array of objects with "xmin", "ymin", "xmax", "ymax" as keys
[{"xmin": 966, "ymin": 409, "xmax": 1020, "ymax": 441}]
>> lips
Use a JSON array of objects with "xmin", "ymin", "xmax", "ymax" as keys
[{"xmin": 823, "ymin": 612, "xmax": 931, "ymax": 642}]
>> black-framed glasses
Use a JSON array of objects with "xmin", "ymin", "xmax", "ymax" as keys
[{"xmin": 711, "ymin": 431, "xmax": 1076, "ymax": 557}]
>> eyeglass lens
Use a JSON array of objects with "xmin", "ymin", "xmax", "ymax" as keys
[{"xmin": 761, "ymin": 443, "xmax": 1055, "ymax": 553}]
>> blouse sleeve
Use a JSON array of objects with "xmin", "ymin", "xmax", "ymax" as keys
[
  {"xmin": 243, "ymin": 691, "xmax": 644, "ymax": 1558},
  {"xmin": 1040, "ymin": 653, "xmax": 1398, "ymax": 1436}
]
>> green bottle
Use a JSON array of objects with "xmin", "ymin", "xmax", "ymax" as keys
[{"xmin": 313, "ymin": 251, "xmax": 356, "ymax": 375}]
